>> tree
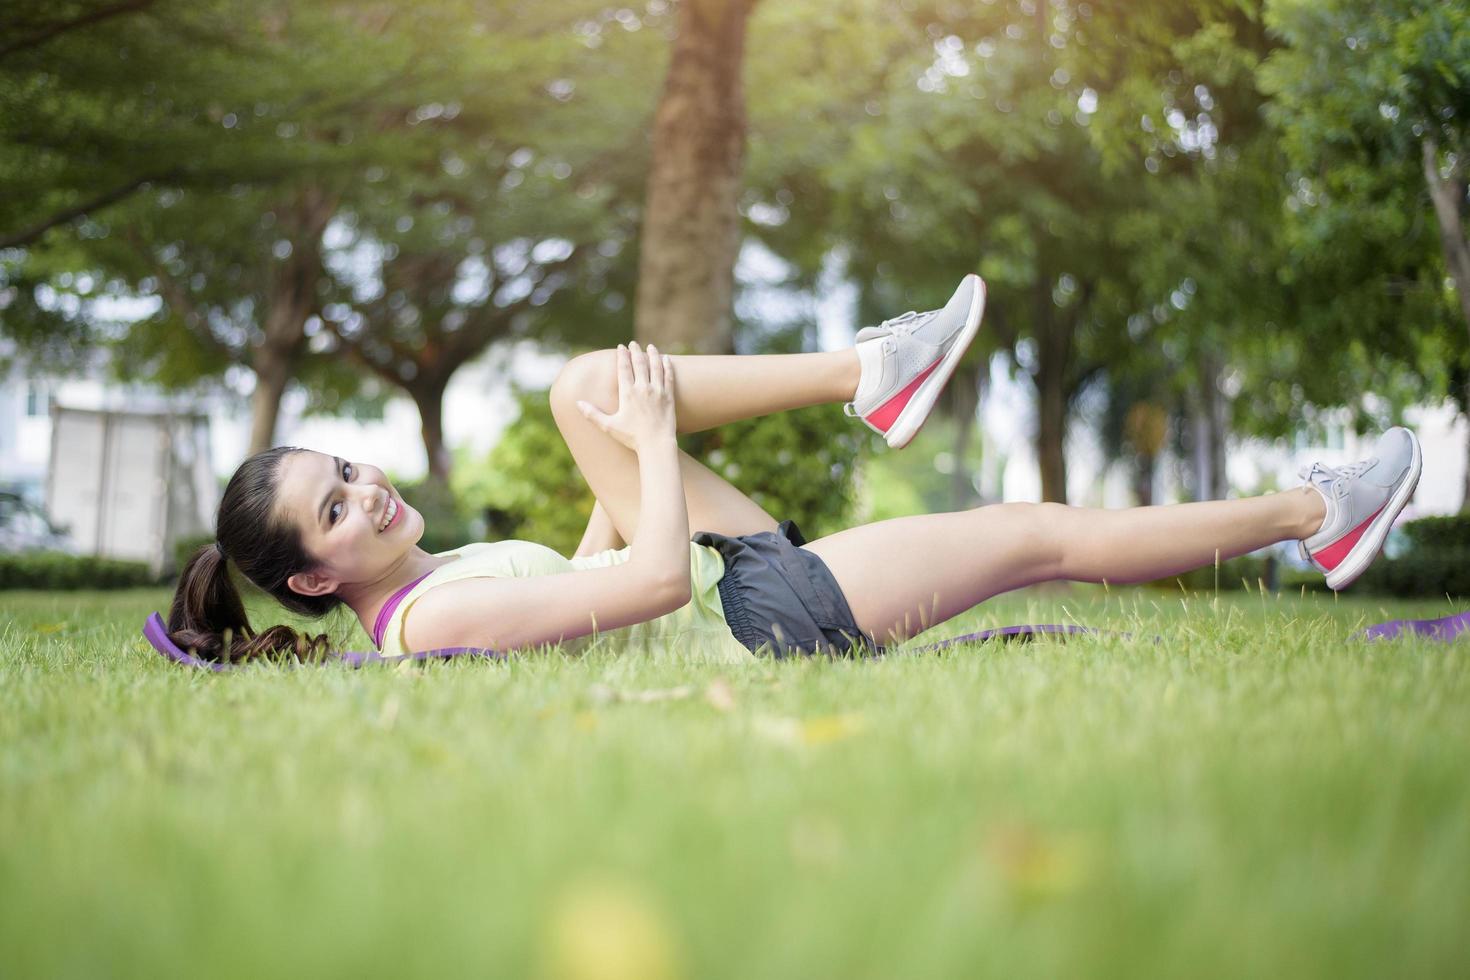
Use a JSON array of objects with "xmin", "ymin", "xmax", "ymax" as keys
[
  {"xmin": 3, "ymin": 0, "xmax": 622, "ymax": 456},
  {"xmin": 634, "ymin": 0, "xmax": 761, "ymax": 353},
  {"xmin": 1261, "ymin": 0, "xmax": 1469, "ymax": 504}
]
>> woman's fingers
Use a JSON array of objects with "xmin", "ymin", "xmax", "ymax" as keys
[
  {"xmin": 628, "ymin": 340, "xmax": 650, "ymax": 387},
  {"xmin": 646, "ymin": 342, "xmax": 664, "ymax": 391},
  {"xmin": 615, "ymin": 343, "xmax": 634, "ymax": 394},
  {"xmin": 576, "ymin": 399, "xmax": 610, "ymax": 430},
  {"xmin": 662, "ymin": 354, "xmax": 674, "ymax": 399}
]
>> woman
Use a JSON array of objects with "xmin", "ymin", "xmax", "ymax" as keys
[{"xmin": 167, "ymin": 276, "xmax": 1422, "ymax": 663}]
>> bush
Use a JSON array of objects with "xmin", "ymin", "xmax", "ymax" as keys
[
  {"xmin": 453, "ymin": 390, "xmax": 595, "ymax": 556},
  {"xmin": 452, "ymin": 389, "xmax": 864, "ymax": 556},
  {"xmin": 1347, "ymin": 512, "xmax": 1470, "ymax": 598},
  {"xmin": 681, "ymin": 404, "xmax": 863, "ymax": 539},
  {"xmin": 0, "ymin": 551, "xmax": 156, "ymax": 590},
  {"xmin": 396, "ymin": 476, "xmax": 477, "ymax": 555},
  {"xmin": 1142, "ymin": 555, "xmax": 1271, "ymax": 593},
  {"xmin": 172, "ymin": 532, "xmax": 217, "ymax": 574}
]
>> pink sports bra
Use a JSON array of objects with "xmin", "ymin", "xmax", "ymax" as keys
[{"xmin": 372, "ymin": 571, "xmax": 434, "ymax": 649}]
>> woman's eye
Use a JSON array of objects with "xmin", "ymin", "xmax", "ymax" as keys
[{"xmin": 330, "ymin": 462, "xmax": 355, "ymax": 524}]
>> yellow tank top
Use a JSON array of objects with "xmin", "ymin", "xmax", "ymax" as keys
[{"xmin": 377, "ymin": 539, "xmax": 753, "ymax": 663}]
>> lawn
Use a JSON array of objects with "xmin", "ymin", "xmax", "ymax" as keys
[{"xmin": 2, "ymin": 584, "xmax": 1467, "ymax": 979}]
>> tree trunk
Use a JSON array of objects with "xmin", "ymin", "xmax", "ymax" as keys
[
  {"xmin": 1422, "ymin": 138, "xmax": 1470, "ymax": 338},
  {"xmin": 1034, "ymin": 281, "xmax": 1070, "ymax": 504},
  {"xmin": 245, "ymin": 184, "xmax": 336, "ymax": 453},
  {"xmin": 634, "ymin": 0, "xmax": 758, "ymax": 354},
  {"xmin": 248, "ymin": 345, "xmax": 292, "ymax": 455},
  {"xmin": 1133, "ymin": 452, "xmax": 1155, "ymax": 506},
  {"xmin": 406, "ymin": 375, "xmax": 453, "ymax": 487},
  {"xmin": 1191, "ymin": 350, "xmax": 1230, "ymax": 500},
  {"xmin": 948, "ymin": 358, "xmax": 983, "ymax": 510},
  {"xmin": 1421, "ymin": 139, "xmax": 1470, "ymax": 512}
]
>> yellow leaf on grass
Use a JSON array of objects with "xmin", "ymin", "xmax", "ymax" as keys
[
  {"xmin": 984, "ymin": 822, "xmax": 1096, "ymax": 899},
  {"xmin": 754, "ymin": 713, "xmax": 866, "ymax": 746},
  {"xmin": 704, "ymin": 678, "xmax": 735, "ymax": 712},
  {"xmin": 542, "ymin": 875, "xmax": 683, "ymax": 980}
]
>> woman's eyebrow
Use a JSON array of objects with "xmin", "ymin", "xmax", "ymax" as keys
[{"xmin": 316, "ymin": 456, "xmax": 343, "ymax": 528}]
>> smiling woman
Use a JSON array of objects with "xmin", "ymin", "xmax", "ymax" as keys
[{"xmin": 166, "ymin": 446, "xmax": 453, "ymax": 663}]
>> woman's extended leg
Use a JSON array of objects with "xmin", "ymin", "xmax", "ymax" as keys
[{"xmin": 802, "ymin": 490, "xmax": 1327, "ymax": 646}]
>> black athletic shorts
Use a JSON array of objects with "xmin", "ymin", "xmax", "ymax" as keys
[{"xmin": 692, "ymin": 519, "xmax": 881, "ymax": 658}]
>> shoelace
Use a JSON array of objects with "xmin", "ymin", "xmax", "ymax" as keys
[
  {"xmin": 878, "ymin": 309, "xmax": 940, "ymax": 336},
  {"xmin": 1298, "ymin": 458, "xmax": 1375, "ymax": 498}
]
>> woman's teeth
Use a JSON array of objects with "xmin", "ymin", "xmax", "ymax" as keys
[{"xmin": 379, "ymin": 497, "xmax": 398, "ymax": 532}]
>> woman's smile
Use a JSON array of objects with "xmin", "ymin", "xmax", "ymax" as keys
[{"xmin": 379, "ymin": 495, "xmax": 402, "ymax": 533}]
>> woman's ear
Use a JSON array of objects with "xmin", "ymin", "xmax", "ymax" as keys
[{"xmin": 287, "ymin": 569, "xmax": 339, "ymax": 598}]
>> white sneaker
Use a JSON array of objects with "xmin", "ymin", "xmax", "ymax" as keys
[
  {"xmin": 1298, "ymin": 426, "xmax": 1422, "ymax": 590},
  {"xmin": 844, "ymin": 274, "xmax": 986, "ymax": 449}
]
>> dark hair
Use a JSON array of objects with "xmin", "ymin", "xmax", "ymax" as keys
[{"xmin": 166, "ymin": 446, "xmax": 338, "ymax": 663}]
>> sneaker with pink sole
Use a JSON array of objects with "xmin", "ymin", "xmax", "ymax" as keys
[
  {"xmin": 1298, "ymin": 426, "xmax": 1422, "ymax": 590},
  {"xmin": 844, "ymin": 274, "xmax": 986, "ymax": 449}
]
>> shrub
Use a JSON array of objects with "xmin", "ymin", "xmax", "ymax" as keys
[
  {"xmin": 172, "ymin": 532, "xmax": 217, "ymax": 574},
  {"xmin": 396, "ymin": 477, "xmax": 477, "ymax": 556},
  {"xmin": 681, "ymin": 404, "xmax": 863, "ymax": 540},
  {"xmin": 453, "ymin": 390, "xmax": 595, "ymax": 556},
  {"xmin": 0, "ymin": 551, "xmax": 156, "ymax": 590},
  {"xmin": 1304, "ymin": 513, "xmax": 1470, "ymax": 599},
  {"xmin": 1142, "ymin": 555, "xmax": 1271, "ymax": 593}
]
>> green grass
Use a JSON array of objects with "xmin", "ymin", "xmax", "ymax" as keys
[{"xmin": 2, "ymin": 585, "xmax": 1467, "ymax": 979}]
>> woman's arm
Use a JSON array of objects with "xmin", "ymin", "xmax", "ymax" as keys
[{"xmin": 406, "ymin": 343, "xmax": 690, "ymax": 652}]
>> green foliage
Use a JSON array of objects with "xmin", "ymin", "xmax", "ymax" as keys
[
  {"xmin": 452, "ymin": 387, "xmax": 863, "ymax": 556},
  {"xmin": 452, "ymin": 389, "xmax": 595, "ymax": 557},
  {"xmin": 0, "ymin": 552, "xmax": 155, "ymax": 590},
  {"xmin": 1144, "ymin": 555, "xmax": 1272, "ymax": 593},
  {"xmin": 171, "ymin": 533, "xmax": 217, "ymax": 575},
  {"xmin": 1354, "ymin": 513, "xmax": 1470, "ymax": 598},
  {"xmin": 398, "ymin": 477, "xmax": 477, "ymax": 557},
  {"xmin": 681, "ymin": 406, "xmax": 863, "ymax": 539},
  {"xmin": 1400, "ymin": 514, "xmax": 1470, "ymax": 552}
]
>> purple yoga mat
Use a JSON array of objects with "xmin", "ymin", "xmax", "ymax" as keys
[
  {"xmin": 142, "ymin": 612, "xmax": 503, "ymax": 669},
  {"xmin": 141, "ymin": 613, "xmax": 1124, "ymax": 670},
  {"xmin": 142, "ymin": 609, "xmax": 1467, "ymax": 672},
  {"xmin": 1355, "ymin": 611, "xmax": 1470, "ymax": 642}
]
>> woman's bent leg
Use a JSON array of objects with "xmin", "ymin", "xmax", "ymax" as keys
[
  {"xmin": 803, "ymin": 490, "xmax": 1326, "ymax": 646},
  {"xmin": 550, "ymin": 351, "xmax": 777, "ymax": 541}
]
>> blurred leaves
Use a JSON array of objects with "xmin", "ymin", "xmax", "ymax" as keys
[{"xmin": 2, "ymin": 0, "xmax": 1465, "ymax": 503}]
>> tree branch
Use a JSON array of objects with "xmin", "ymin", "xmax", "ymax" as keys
[
  {"xmin": 0, "ymin": 173, "xmax": 167, "ymax": 249},
  {"xmin": 0, "ymin": 0, "xmax": 155, "ymax": 59}
]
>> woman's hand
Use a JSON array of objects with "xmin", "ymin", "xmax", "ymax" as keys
[{"xmin": 576, "ymin": 341, "xmax": 677, "ymax": 452}]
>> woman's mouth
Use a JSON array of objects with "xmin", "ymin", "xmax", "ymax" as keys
[{"xmin": 378, "ymin": 495, "xmax": 402, "ymax": 533}]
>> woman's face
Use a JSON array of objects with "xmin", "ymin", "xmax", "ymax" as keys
[{"xmin": 275, "ymin": 450, "xmax": 419, "ymax": 598}]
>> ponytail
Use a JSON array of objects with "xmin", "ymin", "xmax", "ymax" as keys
[{"xmin": 166, "ymin": 544, "xmax": 334, "ymax": 663}]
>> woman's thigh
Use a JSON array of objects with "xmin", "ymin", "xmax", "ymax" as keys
[
  {"xmin": 550, "ymin": 351, "xmax": 778, "ymax": 541},
  {"xmin": 801, "ymin": 503, "xmax": 1065, "ymax": 646}
]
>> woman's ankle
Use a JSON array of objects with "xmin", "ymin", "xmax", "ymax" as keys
[{"xmin": 1293, "ymin": 485, "xmax": 1328, "ymax": 539}]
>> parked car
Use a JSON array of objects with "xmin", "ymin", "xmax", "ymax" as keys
[{"xmin": 0, "ymin": 491, "xmax": 80, "ymax": 554}]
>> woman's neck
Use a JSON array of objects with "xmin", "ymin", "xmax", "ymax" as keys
[{"xmin": 346, "ymin": 548, "xmax": 459, "ymax": 645}]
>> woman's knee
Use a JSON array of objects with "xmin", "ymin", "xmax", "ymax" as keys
[
  {"xmin": 550, "ymin": 349, "xmax": 617, "ymax": 419},
  {"xmin": 993, "ymin": 501, "xmax": 1072, "ymax": 579}
]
